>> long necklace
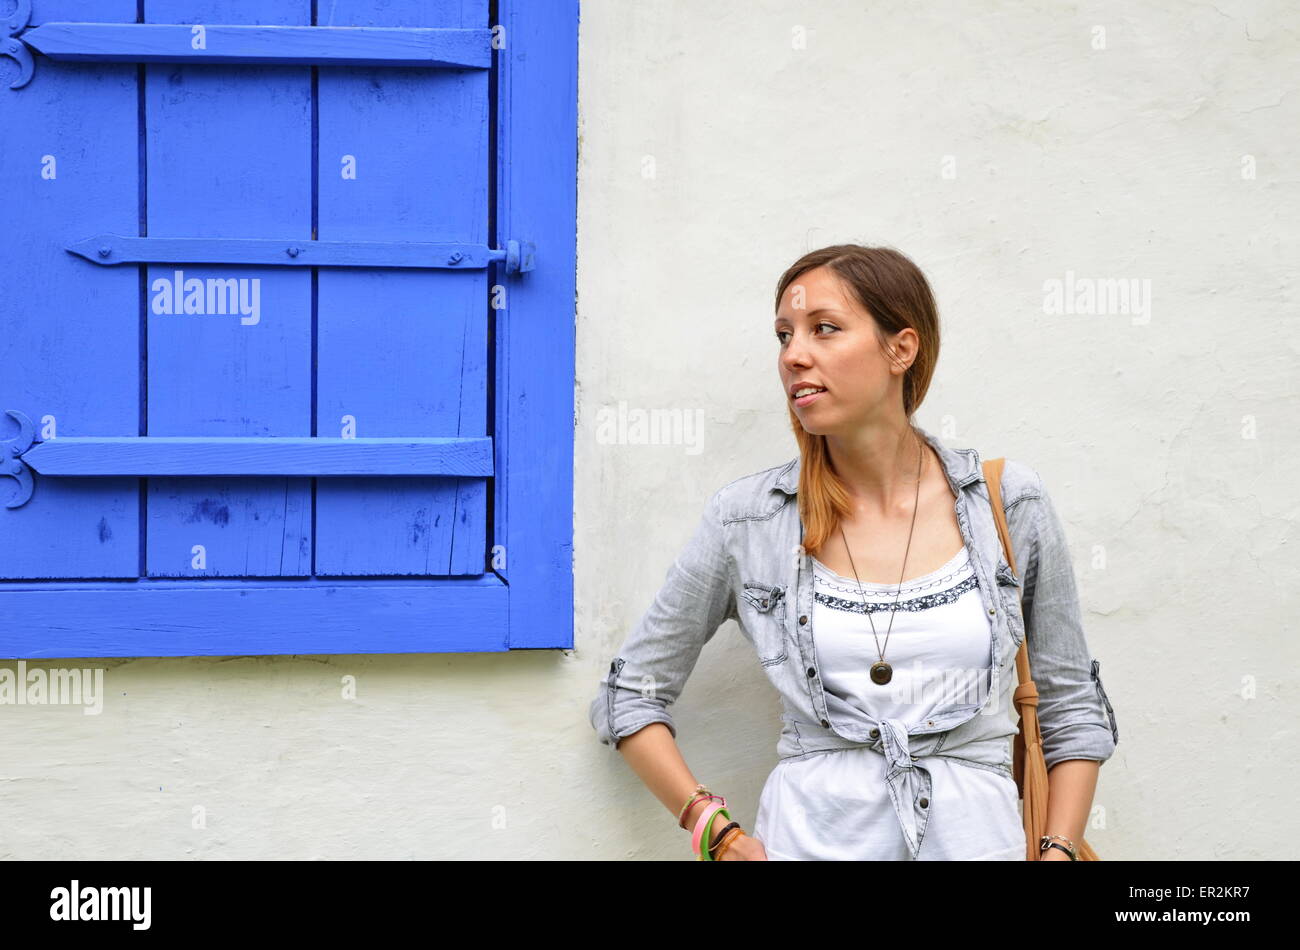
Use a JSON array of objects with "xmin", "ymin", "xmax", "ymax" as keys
[{"xmin": 839, "ymin": 432, "xmax": 924, "ymax": 686}]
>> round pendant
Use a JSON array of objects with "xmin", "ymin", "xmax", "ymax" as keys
[{"xmin": 870, "ymin": 661, "xmax": 893, "ymax": 685}]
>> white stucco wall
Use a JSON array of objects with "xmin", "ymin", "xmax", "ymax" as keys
[{"xmin": 4, "ymin": 0, "xmax": 1295, "ymax": 860}]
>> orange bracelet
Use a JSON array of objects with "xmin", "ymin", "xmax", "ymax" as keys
[{"xmin": 710, "ymin": 827, "xmax": 745, "ymax": 861}]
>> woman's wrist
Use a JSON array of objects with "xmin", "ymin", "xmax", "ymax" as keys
[
  {"xmin": 676, "ymin": 785, "xmax": 747, "ymax": 857},
  {"xmin": 682, "ymin": 797, "xmax": 715, "ymax": 832},
  {"xmin": 1038, "ymin": 833, "xmax": 1079, "ymax": 860}
]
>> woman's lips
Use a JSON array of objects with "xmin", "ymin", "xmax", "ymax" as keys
[{"xmin": 793, "ymin": 389, "xmax": 825, "ymax": 407}]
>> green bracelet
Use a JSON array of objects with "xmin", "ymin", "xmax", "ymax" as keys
[{"xmin": 700, "ymin": 806, "xmax": 731, "ymax": 861}]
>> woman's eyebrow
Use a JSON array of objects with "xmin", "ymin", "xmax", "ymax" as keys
[{"xmin": 775, "ymin": 307, "xmax": 843, "ymax": 325}]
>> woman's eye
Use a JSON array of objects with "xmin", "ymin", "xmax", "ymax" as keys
[{"xmin": 776, "ymin": 323, "xmax": 836, "ymax": 344}]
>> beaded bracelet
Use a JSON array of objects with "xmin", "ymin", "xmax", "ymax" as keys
[
  {"xmin": 677, "ymin": 784, "xmax": 712, "ymax": 826},
  {"xmin": 677, "ymin": 784, "xmax": 726, "ymax": 829}
]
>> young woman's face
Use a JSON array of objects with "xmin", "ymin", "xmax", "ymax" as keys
[{"xmin": 774, "ymin": 265, "xmax": 910, "ymax": 436}]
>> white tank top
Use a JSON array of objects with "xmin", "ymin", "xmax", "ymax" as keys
[{"xmin": 812, "ymin": 544, "xmax": 992, "ymax": 726}]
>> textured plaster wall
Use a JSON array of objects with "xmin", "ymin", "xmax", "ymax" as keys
[
  {"xmin": 576, "ymin": 0, "xmax": 1297, "ymax": 861},
  {"xmin": 3, "ymin": 0, "xmax": 1295, "ymax": 860}
]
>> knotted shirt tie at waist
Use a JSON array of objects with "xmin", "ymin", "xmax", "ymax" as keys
[{"xmin": 874, "ymin": 717, "xmax": 940, "ymax": 859}]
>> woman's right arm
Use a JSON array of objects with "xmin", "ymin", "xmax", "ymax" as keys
[
  {"xmin": 589, "ymin": 487, "xmax": 767, "ymax": 859},
  {"xmin": 615, "ymin": 723, "xmax": 768, "ymax": 860}
]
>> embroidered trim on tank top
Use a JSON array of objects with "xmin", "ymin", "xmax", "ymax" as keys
[{"xmin": 812, "ymin": 546, "xmax": 977, "ymax": 615}]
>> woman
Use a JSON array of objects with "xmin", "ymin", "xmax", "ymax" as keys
[{"xmin": 589, "ymin": 244, "xmax": 1120, "ymax": 860}]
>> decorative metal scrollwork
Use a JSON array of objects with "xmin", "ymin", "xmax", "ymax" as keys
[
  {"xmin": 2, "ymin": 0, "xmax": 34, "ymax": 89},
  {"xmin": 1, "ymin": 408, "xmax": 36, "ymax": 508}
]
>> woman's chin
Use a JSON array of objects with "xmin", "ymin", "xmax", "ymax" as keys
[{"xmin": 795, "ymin": 415, "xmax": 840, "ymax": 436}]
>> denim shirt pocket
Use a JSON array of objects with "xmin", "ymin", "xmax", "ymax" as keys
[
  {"xmin": 994, "ymin": 560, "xmax": 1025, "ymax": 647},
  {"xmin": 741, "ymin": 581, "xmax": 788, "ymax": 667}
]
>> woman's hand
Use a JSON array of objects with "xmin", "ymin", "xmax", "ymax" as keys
[{"xmin": 715, "ymin": 832, "xmax": 770, "ymax": 860}]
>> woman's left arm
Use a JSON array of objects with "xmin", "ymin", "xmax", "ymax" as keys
[
  {"xmin": 1040, "ymin": 759, "xmax": 1100, "ymax": 860},
  {"xmin": 1005, "ymin": 465, "xmax": 1121, "ymax": 859}
]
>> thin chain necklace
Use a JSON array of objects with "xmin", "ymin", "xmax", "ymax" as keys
[{"xmin": 838, "ymin": 431, "xmax": 924, "ymax": 686}]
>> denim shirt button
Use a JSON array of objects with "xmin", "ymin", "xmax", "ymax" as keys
[
  {"xmin": 799, "ymin": 615, "xmax": 808, "ymax": 625},
  {"xmin": 806, "ymin": 667, "xmax": 816, "ymax": 677},
  {"xmin": 820, "ymin": 718, "xmax": 830, "ymax": 728},
  {"xmin": 869, "ymin": 727, "xmax": 879, "ymax": 738},
  {"xmin": 919, "ymin": 797, "xmax": 929, "ymax": 808},
  {"xmin": 987, "ymin": 607, "xmax": 995, "ymax": 615}
]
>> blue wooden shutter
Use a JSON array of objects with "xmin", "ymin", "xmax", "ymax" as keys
[{"xmin": 0, "ymin": 0, "xmax": 576, "ymax": 657}]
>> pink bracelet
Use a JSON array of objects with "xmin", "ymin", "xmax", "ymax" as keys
[{"xmin": 691, "ymin": 802, "xmax": 728, "ymax": 859}]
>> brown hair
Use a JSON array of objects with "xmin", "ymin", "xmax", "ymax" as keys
[{"xmin": 772, "ymin": 244, "xmax": 941, "ymax": 556}]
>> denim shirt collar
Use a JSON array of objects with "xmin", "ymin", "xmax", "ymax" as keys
[{"xmin": 771, "ymin": 423, "xmax": 987, "ymax": 497}]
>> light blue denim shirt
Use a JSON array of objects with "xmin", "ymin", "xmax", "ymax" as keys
[{"xmin": 589, "ymin": 424, "xmax": 1119, "ymax": 857}]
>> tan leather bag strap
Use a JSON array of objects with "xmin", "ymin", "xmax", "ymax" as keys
[
  {"xmin": 983, "ymin": 456, "xmax": 1100, "ymax": 860},
  {"xmin": 981, "ymin": 458, "xmax": 1036, "ymax": 735}
]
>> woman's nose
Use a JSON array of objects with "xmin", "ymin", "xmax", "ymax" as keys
[{"xmin": 781, "ymin": 341, "xmax": 810, "ymax": 368}]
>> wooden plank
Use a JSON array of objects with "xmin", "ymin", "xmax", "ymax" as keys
[
  {"xmin": 0, "ymin": 0, "xmax": 140, "ymax": 579},
  {"xmin": 0, "ymin": 579, "xmax": 508, "ymax": 658},
  {"xmin": 497, "ymin": 0, "xmax": 577, "ymax": 647},
  {"xmin": 315, "ymin": 0, "xmax": 489, "ymax": 577},
  {"xmin": 23, "ymin": 435, "xmax": 493, "ymax": 475},
  {"xmin": 144, "ymin": 0, "xmax": 313, "ymax": 578},
  {"xmin": 24, "ymin": 23, "xmax": 493, "ymax": 68}
]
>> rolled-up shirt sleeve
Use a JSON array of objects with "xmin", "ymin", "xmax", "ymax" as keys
[
  {"xmin": 589, "ymin": 487, "xmax": 738, "ymax": 750},
  {"xmin": 1008, "ymin": 469, "xmax": 1120, "ymax": 771}
]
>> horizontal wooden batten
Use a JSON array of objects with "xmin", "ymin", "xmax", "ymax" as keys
[
  {"xmin": 0, "ymin": 579, "xmax": 511, "ymax": 658},
  {"xmin": 19, "ymin": 22, "xmax": 493, "ymax": 68},
  {"xmin": 66, "ymin": 235, "xmax": 537, "ymax": 273},
  {"xmin": 3, "ymin": 409, "xmax": 493, "ymax": 507},
  {"xmin": 20, "ymin": 436, "xmax": 494, "ymax": 477}
]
